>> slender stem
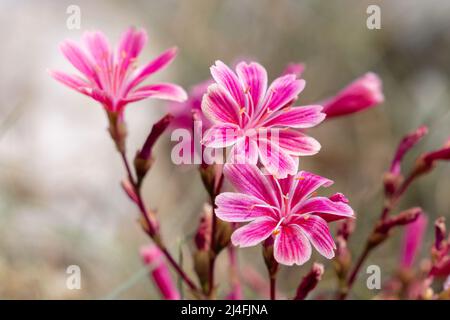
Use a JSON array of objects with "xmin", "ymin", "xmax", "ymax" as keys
[
  {"xmin": 338, "ymin": 245, "xmax": 370, "ymax": 300},
  {"xmin": 119, "ymin": 150, "xmax": 199, "ymax": 293},
  {"xmin": 206, "ymin": 166, "xmax": 224, "ymax": 298},
  {"xmin": 270, "ymin": 276, "xmax": 276, "ymax": 300},
  {"xmin": 339, "ymin": 171, "xmax": 418, "ymax": 299}
]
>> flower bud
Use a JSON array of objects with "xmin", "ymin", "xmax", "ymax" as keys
[
  {"xmin": 193, "ymin": 250, "xmax": 213, "ymax": 294},
  {"xmin": 400, "ymin": 213, "xmax": 428, "ymax": 269},
  {"xmin": 282, "ymin": 63, "xmax": 305, "ymax": 78},
  {"xmin": 195, "ymin": 204, "xmax": 213, "ymax": 251},
  {"xmin": 107, "ymin": 111, "xmax": 127, "ymax": 153},
  {"xmin": 294, "ymin": 263, "xmax": 324, "ymax": 300},
  {"xmin": 135, "ymin": 114, "xmax": 173, "ymax": 184},
  {"xmin": 262, "ymin": 238, "xmax": 279, "ymax": 278},
  {"xmin": 322, "ymin": 72, "xmax": 384, "ymax": 118},
  {"xmin": 140, "ymin": 245, "xmax": 180, "ymax": 300}
]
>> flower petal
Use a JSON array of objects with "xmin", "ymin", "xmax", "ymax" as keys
[
  {"xmin": 49, "ymin": 70, "xmax": 91, "ymax": 94},
  {"xmin": 236, "ymin": 62, "xmax": 267, "ymax": 113},
  {"xmin": 290, "ymin": 171, "xmax": 333, "ymax": 206},
  {"xmin": 125, "ymin": 47, "xmax": 178, "ymax": 94},
  {"xmin": 59, "ymin": 40, "xmax": 100, "ymax": 86},
  {"xmin": 127, "ymin": 83, "xmax": 187, "ymax": 102},
  {"xmin": 229, "ymin": 136, "xmax": 259, "ymax": 165},
  {"xmin": 262, "ymin": 105, "xmax": 325, "ymax": 128},
  {"xmin": 215, "ymin": 192, "xmax": 278, "ymax": 222},
  {"xmin": 274, "ymin": 224, "xmax": 311, "ymax": 266},
  {"xmin": 116, "ymin": 27, "xmax": 147, "ymax": 75},
  {"xmin": 294, "ymin": 197, "xmax": 354, "ymax": 222},
  {"xmin": 257, "ymin": 139, "xmax": 299, "ymax": 178},
  {"xmin": 211, "ymin": 61, "xmax": 246, "ymax": 108},
  {"xmin": 202, "ymin": 84, "xmax": 241, "ymax": 125},
  {"xmin": 261, "ymin": 75, "xmax": 305, "ymax": 114},
  {"xmin": 277, "ymin": 129, "xmax": 321, "ymax": 156},
  {"xmin": 201, "ymin": 124, "xmax": 239, "ymax": 148},
  {"xmin": 231, "ymin": 218, "xmax": 277, "ymax": 247},
  {"xmin": 291, "ymin": 215, "xmax": 336, "ymax": 259},
  {"xmin": 223, "ymin": 164, "xmax": 278, "ymax": 206}
]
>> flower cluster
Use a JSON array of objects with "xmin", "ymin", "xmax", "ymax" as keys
[{"xmin": 51, "ymin": 27, "xmax": 449, "ymax": 300}]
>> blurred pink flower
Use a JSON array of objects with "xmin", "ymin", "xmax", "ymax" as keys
[
  {"xmin": 282, "ymin": 63, "xmax": 305, "ymax": 78},
  {"xmin": 400, "ymin": 213, "xmax": 428, "ymax": 269},
  {"xmin": 215, "ymin": 164, "xmax": 354, "ymax": 265},
  {"xmin": 50, "ymin": 27, "xmax": 187, "ymax": 115},
  {"xmin": 322, "ymin": 72, "xmax": 384, "ymax": 118},
  {"xmin": 141, "ymin": 245, "xmax": 180, "ymax": 300},
  {"xmin": 201, "ymin": 61, "xmax": 325, "ymax": 178}
]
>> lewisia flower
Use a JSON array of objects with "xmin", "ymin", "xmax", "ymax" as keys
[
  {"xmin": 322, "ymin": 72, "xmax": 384, "ymax": 118},
  {"xmin": 50, "ymin": 27, "xmax": 187, "ymax": 115},
  {"xmin": 201, "ymin": 61, "xmax": 325, "ymax": 178},
  {"xmin": 215, "ymin": 164, "xmax": 354, "ymax": 265}
]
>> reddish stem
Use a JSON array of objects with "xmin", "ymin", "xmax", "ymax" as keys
[{"xmin": 119, "ymin": 151, "xmax": 199, "ymax": 293}]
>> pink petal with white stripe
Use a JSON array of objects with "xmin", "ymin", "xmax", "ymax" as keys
[
  {"xmin": 125, "ymin": 47, "xmax": 178, "ymax": 94},
  {"xmin": 215, "ymin": 192, "xmax": 278, "ymax": 222},
  {"xmin": 290, "ymin": 171, "xmax": 333, "ymax": 205},
  {"xmin": 116, "ymin": 27, "xmax": 147, "ymax": 75},
  {"xmin": 294, "ymin": 197, "xmax": 354, "ymax": 222},
  {"xmin": 59, "ymin": 40, "xmax": 99, "ymax": 86},
  {"xmin": 128, "ymin": 83, "xmax": 187, "ymax": 102},
  {"xmin": 262, "ymin": 105, "xmax": 325, "ymax": 128},
  {"xmin": 229, "ymin": 136, "xmax": 259, "ymax": 165},
  {"xmin": 236, "ymin": 62, "xmax": 267, "ymax": 113},
  {"xmin": 291, "ymin": 215, "xmax": 336, "ymax": 259},
  {"xmin": 274, "ymin": 224, "xmax": 311, "ymax": 266},
  {"xmin": 211, "ymin": 61, "xmax": 246, "ymax": 108},
  {"xmin": 257, "ymin": 139, "xmax": 299, "ymax": 178},
  {"xmin": 277, "ymin": 129, "xmax": 321, "ymax": 156},
  {"xmin": 202, "ymin": 84, "xmax": 241, "ymax": 125},
  {"xmin": 223, "ymin": 164, "xmax": 278, "ymax": 205},
  {"xmin": 202, "ymin": 124, "xmax": 239, "ymax": 148},
  {"xmin": 261, "ymin": 75, "xmax": 305, "ymax": 113},
  {"xmin": 49, "ymin": 70, "xmax": 90, "ymax": 94},
  {"xmin": 231, "ymin": 218, "xmax": 277, "ymax": 247}
]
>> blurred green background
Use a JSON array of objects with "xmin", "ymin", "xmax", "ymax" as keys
[{"xmin": 0, "ymin": 0, "xmax": 449, "ymax": 299}]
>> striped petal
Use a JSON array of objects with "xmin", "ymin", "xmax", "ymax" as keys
[
  {"xmin": 236, "ymin": 62, "xmax": 267, "ymax": 113},
  {"xmin": 215, "ymin": 192, "xmax": 278, "ymax": 222},
  {"xmin": 223, "ymin": 164, "xmax": 278, "ymax": 206},
  {"xmin": 261, "ymin": 75, "xmax": 305, "ymax": 114},
  {"xmin": 262, "ymin": 105, "xmax": 325, "ymax": 128},
  {"xmin": 211, "ymin": 61, "xmax": 246, "ymax": 108},
  {"xmin": 231, "ymin": 218, "xmax": 277, "ymax": 248},
  {"xmin": 294, "ymin": 197, "xmax": 354, "ymax": 222},
  {"xmin": 274, "ymin": 224, "xmax": 311, "ymax": 266},
  {"xmin": 202, "ymin": 84, "xmax": 241, "ymax": 125},
  {"xmin": 277, "ymin": 129, "xmax": 321, "ymax": 156},
  {"xmin": 257, "ymin": 139, "xmax": 299, "ymax": 178},
  {"xmin": 202, "ymin": 124, "xmax": 239, "ymax": 148},
  {"xmin": 291, "ymin": 215, "xmax": 336, "ymax": 259}
]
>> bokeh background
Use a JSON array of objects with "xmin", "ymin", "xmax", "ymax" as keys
[{"xmin": 0, "ymin": 0, "xmax": 449, "ymax": 299}]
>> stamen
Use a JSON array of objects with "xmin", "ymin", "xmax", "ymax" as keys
[{"xmin": 272, "ymin": 217, "xmax": 285, "ymax": 236}]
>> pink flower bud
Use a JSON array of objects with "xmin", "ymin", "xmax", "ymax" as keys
[
  {"xmin": 322, "ymin": 72, "xmax": 384, "ymax": 118},
  {"xmin": 401, "ymin": 213, "xmax": 428, "ymax": 269},
  {"xmin": 294, "ymin": 263, "xmax": 324, "ymax": 300},
  {"xmin": 390, "ymin": 125, "xmax": 428, "ymax": 176},
  {"xmin": 194, "ymin": 204, "xmax": 213, "ymax": 251},
  {"xmin": 140, "ymin": 245, "xmax": 180, "ymax": 300}
]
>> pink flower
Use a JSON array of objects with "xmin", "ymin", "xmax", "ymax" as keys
[
  {"xmin": 50, "ymin": 27, "xmax": 187, "ymax": 115},
  {"xmin": 141, "ymin": 245, "xmax": 180, "ymax": 300},
  {"xmin": 400, "ymin": 213, "xmax": 428, "ymax": 269},
  {"xmin": 322, "ymin": 72, "xmax": 384, "ymax": 118},
  {"xmin": 201, "ymin": 61, "xmax": 325, "ymax": 178},
  {"xmin": 215, "ymin": 164, "xmax": 354, "ymax": 266}
]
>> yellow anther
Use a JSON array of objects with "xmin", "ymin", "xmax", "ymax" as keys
[
  {"xmin": 295, "ymin": 176, "xmax": 305, "ymax": 181},
  {"xmin": 272, "ymin": 229, "xmax": 281, "ymax": 236}
]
